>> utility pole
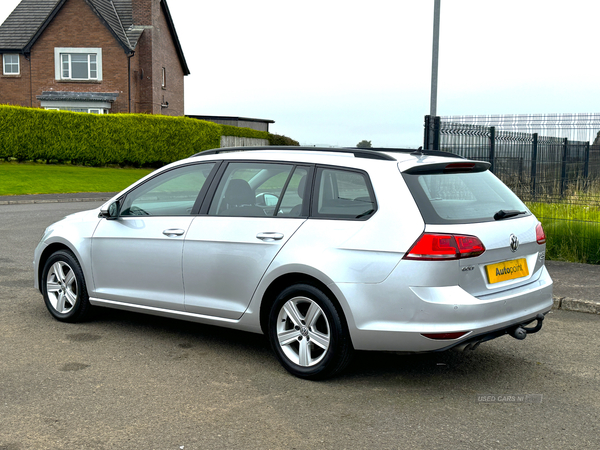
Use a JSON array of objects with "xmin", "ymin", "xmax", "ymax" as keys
[
  {"xmin": 428, "ymin": 0, "xmax": 441, "ymax": 150},
  {"xmin": 430, "ymin": 0, "xmax": 441, "ymax": 117}
]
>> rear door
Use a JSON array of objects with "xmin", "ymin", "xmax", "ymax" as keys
[{"xmin": 182, "ymin": 162, "xmax": 311, "ymax": 319}]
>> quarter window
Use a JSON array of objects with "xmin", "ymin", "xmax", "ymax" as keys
[
  {"xmin": 313, "ymin": 168, "xmax": 376, "ymax": 219},
  {"xmin": 120, "ymin": 163, "xmax": 215, "ymax": 216},
  {"xmin": 3, "ymin": 54, "xmax": 19, "ymax": 75}
]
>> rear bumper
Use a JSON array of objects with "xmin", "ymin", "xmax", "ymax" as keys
[{"xmin": 338, "ymin": 265, "xmax": 553, "ymax": 352}]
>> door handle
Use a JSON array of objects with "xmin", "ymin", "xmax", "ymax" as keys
[
  {"xmin": 256, "ymin": 232, "xmax": 284, "ymax": 241},
  {"xmin": 163, "ymin": 228, "xmax": 185, "ymax": 237}
]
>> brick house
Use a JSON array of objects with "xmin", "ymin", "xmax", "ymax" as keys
[{"xmin": 0, "ymin": 0, "xmax": 189, "ymax": 115}]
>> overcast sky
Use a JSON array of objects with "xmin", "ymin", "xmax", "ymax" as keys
[{"xmin": 1, "ymin": 0, "xmax": 599, "ymax": 147}]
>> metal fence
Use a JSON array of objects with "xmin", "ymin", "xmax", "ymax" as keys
[
  {"xmin": 424, "ymin": 116, "xmax": 600, "ymax": 263},
  {"xmin": 440, "ymin": 113, "xmax": 600, "ymax": 144}
]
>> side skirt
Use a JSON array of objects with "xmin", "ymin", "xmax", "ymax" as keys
[{"xmin": 89, "ymin": 297, "xmax": 262, "ymax": 333}]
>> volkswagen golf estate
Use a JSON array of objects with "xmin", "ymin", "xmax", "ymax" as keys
[{"xmin": 34, "ymin": 147, "xmax": 553, "ymax": 379}]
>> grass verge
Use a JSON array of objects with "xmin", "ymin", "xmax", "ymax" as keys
[{"xmin": 0, "ymin": 162, "xmax": 154, "ymax": 196}]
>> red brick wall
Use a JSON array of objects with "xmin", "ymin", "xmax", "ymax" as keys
[
  {"xmin": 152, "ymin": 2, "xmax": 185, "ymax": 116},
  {"xmin": 0, "ymin": 54, "xmax": 32, "ymax": 106},
  {"xmin": 133, "ymin": 0, "xmax": 185, "ymax": 115}
]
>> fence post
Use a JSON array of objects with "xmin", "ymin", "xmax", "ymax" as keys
[
  {"xmin": 489, "ymin": 126, "xmax": 496, "ymax": 173},
  {"xmin": 424, "ymin": 115, "xmax": 440, "ymax": 151},
  {"xmin": 584, "ymin": 141, "xmax": 590, "ymax": 178},
  {"xmin": 424, "ymin": 115, "xmax": 431, "ymax": 150},
  {"xmin": 433, "ymin": 116, "xmax": 440, "ymax": 151},
  {"xmin": 531, "ymin": 133, "xmax": 538, "ymax": 199},
  {"xmin": 561, "ymin": 138, "xmax": 568, "ymax": 196}
]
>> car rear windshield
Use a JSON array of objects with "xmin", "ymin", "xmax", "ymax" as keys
[{"xmin": 402, "ymin": 168, "xmax": 530, "ymax": 224}]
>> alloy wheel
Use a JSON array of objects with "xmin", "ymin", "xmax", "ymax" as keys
[{"xmin": 276, "ymin": 296, "xmax": 331, "ymax": 367}]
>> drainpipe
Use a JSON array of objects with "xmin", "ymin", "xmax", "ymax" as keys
[
  {"xmin": 127, "ymin": 51, "xmax": 134, "ymax": 113},
  {"xmin": 25, "ymin": 52, "xmax": 33, "ymax": 107}
]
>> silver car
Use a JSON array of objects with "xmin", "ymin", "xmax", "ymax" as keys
[{"xmin": 34, "ymin": 147, "xmax": 553, "ymax": 379}]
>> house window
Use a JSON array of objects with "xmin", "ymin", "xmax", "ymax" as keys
[
  {"xmin": 3, "ymin": 54, "xmax": 20, "ymax": 75},
  {"xmin": 61, "ymin": 54, "xmax": 97, "ymax": 79},
  {"xmin": 54, "ymin": 48, "xmax": 102, "ymax": 81},
  {"xmin": 162, "ymin": 67, "xmax": 166, "ymax": 89},
  {"xmin": 44, "ymin": 107, "xmax": 106, "ymax": 114}
]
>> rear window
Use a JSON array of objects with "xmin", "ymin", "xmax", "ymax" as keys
[{"xmin": 403, "ymin": 169, "xmax": 530, "ymax": 224}]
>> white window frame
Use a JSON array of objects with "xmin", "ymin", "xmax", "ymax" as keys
[
  {"xmin": 3, "ymin": 54, "xmax": 20, "ymax": 75},
  {"xmin": 40, "ymin": 100, "xmax": 111, "ymax": 114},
  {"xmin": 54, "ymin": 48, "xmax": 102, "ymax": 81}
]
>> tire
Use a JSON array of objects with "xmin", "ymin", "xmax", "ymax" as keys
[
  {"xmin": 268, "ymin": 283, "xmax": 353, "ymax": 380},
  {"xmin": 41, "ymin": 250, "xmax": 92, "ymax": 323}
]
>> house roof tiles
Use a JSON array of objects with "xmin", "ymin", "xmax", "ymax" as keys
[{"xmin": 0, "ymin": 0, "xmax": 62, "ymax": 51}]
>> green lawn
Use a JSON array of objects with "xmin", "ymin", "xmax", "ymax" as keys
[{"xmin": 0, "ymin": 162, "xmax": 154, "ymax": 196}]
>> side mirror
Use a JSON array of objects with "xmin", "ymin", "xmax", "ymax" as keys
[
  {"xmin": 256, "ymin": 193, "xmax": 279, "ymax": 207},
  {"xmin": 99, "ymin": 201, "xmax": 119, "ymax": 220}
]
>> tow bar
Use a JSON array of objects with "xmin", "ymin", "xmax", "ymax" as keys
[{"xmin": 508, "ymin": 313, "xmax": 545, "ymax": 340}]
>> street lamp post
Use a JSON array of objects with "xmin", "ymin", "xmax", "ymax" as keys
[
  {"xmin": 428, "ymin": 0, "xmax": 441, "ymax": 150},
  {"xmin": 430, "ymin": 0, "xmax": 441, "ymax": 117}
]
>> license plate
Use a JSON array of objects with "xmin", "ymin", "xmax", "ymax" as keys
[{"xmin": 486, "ymin": 258, "xmax": 529, "ymax": 284}]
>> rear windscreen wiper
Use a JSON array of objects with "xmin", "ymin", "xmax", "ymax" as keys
[{"xmin": 494, "ymin": 209, "xmax": 527, "ymax": 221}]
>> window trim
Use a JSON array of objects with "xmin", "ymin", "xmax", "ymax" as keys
[
  {"xmin": 2, "ymin": 53, "xmax": 20, "ymax": 75},
  {"xmin": 54, "ymin": 47, "xmax": 102, "ymax": 81}
]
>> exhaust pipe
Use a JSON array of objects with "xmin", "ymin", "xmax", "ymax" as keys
[{"xmin": 509, "ymin": 313, "xmax": 545, "ymax": 340}]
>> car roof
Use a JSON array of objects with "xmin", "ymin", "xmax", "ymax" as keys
[{"xmin": 187, "ymin": 146, "xmax": 473, "ymax": 171}]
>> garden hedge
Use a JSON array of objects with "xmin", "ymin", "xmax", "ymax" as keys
[{"xmin": 0, "ymin": 105, "xmax": 297, "ymax": 167}]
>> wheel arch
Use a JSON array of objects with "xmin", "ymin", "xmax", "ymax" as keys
[
  {"xmin": 37, "ymin": 242, "xmax": 78, "ymax": 292},
  {"xmin": 259, "ymin": 272, "xmax": 352, "ymax": 337}
]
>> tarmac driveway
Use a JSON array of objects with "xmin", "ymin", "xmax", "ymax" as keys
[{"xmin": 1, "ymin": 201, "xmax": 599, "ymax": 450}]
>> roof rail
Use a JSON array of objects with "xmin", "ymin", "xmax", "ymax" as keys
[
  {"xmin": 191, "ymin": 146, "xmax": 465, "ymax": 161},
  {"xmin": 192, "ymin": 146, "xmax": 397, "ymax": 161}
]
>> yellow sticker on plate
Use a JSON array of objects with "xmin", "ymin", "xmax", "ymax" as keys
[{"xmin": 486, "ymin": 258, "xmax": 529, "ymax": 284}]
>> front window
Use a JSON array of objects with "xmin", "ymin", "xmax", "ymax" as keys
[
  {"xmin": 3, "ymin": 54, "xmax": 19, "ymax": 75},
  {"xmin": 54, "ymin": 48, "xmax": 102, "ymax": 81},
  {"xmin": 120, "ymin": 163, "xmax": 216, "ymax": 216}
]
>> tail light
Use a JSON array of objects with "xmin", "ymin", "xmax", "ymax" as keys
[
  {"xmin": 404, "ymin": 233, "xmax": 485, "ymax": 261},
  {"xmin": 536, "ymin": 223, "xmax": 546, "ymax": 244}
]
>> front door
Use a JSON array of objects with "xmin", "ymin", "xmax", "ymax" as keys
[{"xmin": 91, "ymin": 163, "xmax": 215, "ymax": 310}]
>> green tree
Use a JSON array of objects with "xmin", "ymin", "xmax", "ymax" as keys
[{"xmin": 356, "ymin": 140, "xmax": 372, "ymax": 148}]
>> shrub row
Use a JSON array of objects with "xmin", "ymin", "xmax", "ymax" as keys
[{"xmin": 0, "ymin": 105, "xmax": 298, "ymax": 167}]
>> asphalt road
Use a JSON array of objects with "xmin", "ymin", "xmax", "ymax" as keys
[{"xmin": 1, "ymin": 202, "xmax": 599, "ymax": 450}]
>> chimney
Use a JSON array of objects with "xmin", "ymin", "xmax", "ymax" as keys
[{"xmin": 132, "ymin": 0, "xmax": 155, "ymax": 26}]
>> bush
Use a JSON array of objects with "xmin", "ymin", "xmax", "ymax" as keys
[
  {"xmin": 0, "ymin": 105, "xmax": 297, "ymax": 167},
  {"xmin": 268, "ymin": 133, "xmax": 300, "ymax": 146}
]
